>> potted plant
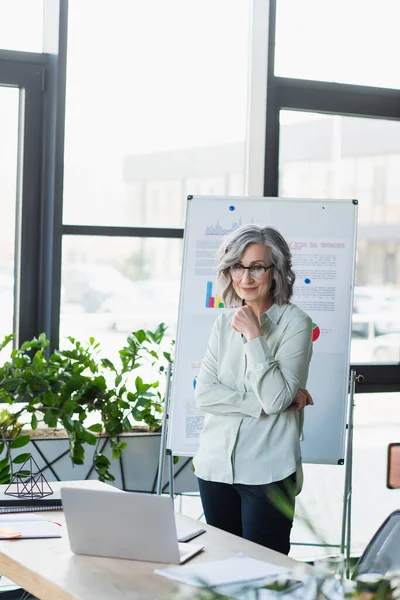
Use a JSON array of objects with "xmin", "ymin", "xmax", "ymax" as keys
[{"xmin": 0, "ymin": 324, "xmax": 173, "ymax": 486}]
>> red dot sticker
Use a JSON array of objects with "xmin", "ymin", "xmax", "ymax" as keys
[{"xmin": 312, "ymin": 323, "xmax": 320, "ymax": 342}]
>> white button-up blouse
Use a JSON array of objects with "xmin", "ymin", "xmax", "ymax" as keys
[{"xmin": 193, "ymin": 303, "xmax": 313, "ymax": 493}]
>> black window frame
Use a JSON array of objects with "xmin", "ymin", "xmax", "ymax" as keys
[{"xmin": 0, "ymin": 50, "xmax": 45, "ymax": 347}]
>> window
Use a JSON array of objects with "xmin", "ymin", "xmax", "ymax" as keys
[
  {"xmin": 275, "ymin": 0, "xmax": 400, "ymax": 89},
  {"xmin": 0, "ymin": 86, "xmax": 18, "ymax": 358},
  {"xmin": 61, "ymin": 0, "xmax": 252, "ymax": 352},
  {"xmin": 279, "ymin": 111, "xmax": 400, "ymax": 361},
  {"xmin": 63, "ymin": 0, "xmax": 251, "ymax": 228},
  {"xmin": 0, "ymin": 1, "xmax": 43, "ymax": 52},
  {"xmin": 292, "ymin": 392, "xmax": 400, "ymax": 557},
  {"xmin": 60, "ymin": 236, "xmax": 183, "ymax": 355},
  {"xmin": 0, "ymin": 57, "xmax": 43, "ymax": 349}
]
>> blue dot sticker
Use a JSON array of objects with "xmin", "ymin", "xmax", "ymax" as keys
[
  {"xmin": 229, "ymin": 205, "xmax": 235, "ymax": 211},
  {"xmin": 304, "ymin": 278, "xmax": 311, "ymax": 284}
]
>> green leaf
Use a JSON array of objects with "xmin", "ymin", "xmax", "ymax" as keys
[
  {"xmin": 131, "ymin": 407, "xmax": 141, "ymax": 420},
  {"xmin": 88, "ymin": 423, "xmax": 103, "ymax": 433},
  {"xmin": 148, "ymin": 323, "xmax": 167, "ymax": 344},
  {"xmin": 93, "ymin": 376, "xmax": 107, "ymax": 392},
  {"xmin": 61, "ymin": 416, "xmax": 75, "ymax": 432},
  {"xmin": 63, "ymin": 401, "xmax": 76, "ymax": 415},
  {"xmin": 84, "ymin": 431, "xmax": 97, "ymax": 445},
  {"xmin": 112, "ymin": 447, "xmax": 121, "ymax": 459},
  {"xmin": 14, "ymin": 469, "xmax": 30, "ymax": 479},
  {"xmin": 31, "ymin": 414, "xmax": 38, "ymax": 430},
  {"xmin": 133, "ymin": 329, "xmax": 146, "ymax": 344},
  {"xmin": 43, "ymin": 410, "xmax": 58, "ymax": 428},
  {"xmin": 99, "ymin": 472, "xmax": 115, "ymax": 482},
  {"xmin": 13, "ymin": 356, "xmax": 25, "ymax": 368},
  {"xmin": 93, "ymin": 454, "xmax": 111, "ymax": 477},
  {"xmin": 101, "ymin": 358, "xmax": 116, "ymax": 371},
  {"xmin": 42, "ymin": 392, "xmax": 55, "ymax": 407},
  {"xmin": 38, "ymin": 332, "xmax": 49, "ymax": 346},
  {"xmin": 1, "ymin": 379, "xmax": 24, "ymax": 392},
  {"xmin": 9, "ymin": 435, "xmax": 30, "ymax": 449},
  {"xmin": 0, "ymin": 457, "xmax": 10, "ymax": 471},
  {"xmin": 0, "ymin": 333, "xmax": 14, "ymax": 352},
  {"xmin": 122, "ymin": 416, "xmax": 131, "ymax": 431},
  {"xmin": 0, "ymin": 465, "xmax": 11, "ymax": 479},
  {"xmin": 12, "ymin": 453, "xmax": 31, "ymax": 465}
]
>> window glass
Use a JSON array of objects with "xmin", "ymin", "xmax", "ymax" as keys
[
  {"xmin": 291, "ymin": 392, "xmax": 400, "ymax": 559},
  {"xmin": 275, "ymin": 0, "xmax": 400, "ymax": 89},
  {"xmin": 60, "ymin": 236, "xmax": 183, "ymax": 359},
  {"xmin": 63, "ymin": 0, "xmax": 250, "ymax": 227},
  {"xmin": 0, "ymin": 1, "xmax": 43, "ymax": 52},
  {"xmin": 0, "ymin": 87, "xmax": 18, "ymax": 360},
  {"xmin": 279, "ymin": 111, "xmax": 400, "ymax": 364}
]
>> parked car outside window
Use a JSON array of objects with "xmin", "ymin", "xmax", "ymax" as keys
[{"xmin": 351, "ymin": 313, "xmax": 400, "ymax": 364}]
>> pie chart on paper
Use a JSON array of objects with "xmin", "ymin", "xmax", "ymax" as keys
[{"xmin": 312, "ymin": 322, "xmax": 320, "ymax": 342}]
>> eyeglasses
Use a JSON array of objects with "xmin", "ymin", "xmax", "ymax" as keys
[{"xmin": 230, "ymin": 264, "xmax": 274, "ymax": 279}]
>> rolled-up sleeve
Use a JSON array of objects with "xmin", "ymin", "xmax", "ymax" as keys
[
  {"xmin": 244, "ymin": 316, "xmax": 313, "ymax": 415},
  {"xmin": 195, "ymin": 316, "xmax": 262, "ymax": 418}
]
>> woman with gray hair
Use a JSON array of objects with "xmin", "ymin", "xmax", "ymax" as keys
[{"xmin": 193, "ymin": 223, "xmax": 314, "ymax": 555}]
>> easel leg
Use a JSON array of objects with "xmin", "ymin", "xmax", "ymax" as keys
[
  {"xmin": 341, "ymin": 369, "xmax": 356, "ymax": 578},
  {"xmin": 167, "ymin": 449, "xmax": 174, "ymax": 499},
  {"xmin": 156, "ymin": 361, "xmax": 172, "ymax": 495}
]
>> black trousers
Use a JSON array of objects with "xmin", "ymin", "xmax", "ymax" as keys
[{"xmin": 197, "ymin": 473, "xmax": 296, "ymax": 555}]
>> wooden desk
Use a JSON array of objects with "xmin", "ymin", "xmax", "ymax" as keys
[{"xmin": 0, "ymin": 482, "xmax": 308, "ymax": 600}]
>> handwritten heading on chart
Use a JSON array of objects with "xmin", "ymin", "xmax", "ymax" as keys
[{"xmin": 290, "ymin": 241, "xmax": 346, "ymax": 251}]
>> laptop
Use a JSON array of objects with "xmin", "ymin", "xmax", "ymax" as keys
[{"xmin": 60, "ymin": 487, "xmax": 204, "ymax": 564}]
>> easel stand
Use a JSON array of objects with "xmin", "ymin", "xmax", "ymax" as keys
[{"xmin": 341, "ymin": 369, "xmax": 357, "ymax": 578}]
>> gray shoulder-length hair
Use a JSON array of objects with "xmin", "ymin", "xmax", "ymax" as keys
[{"xmin": 217, "ymin": 224, "xmax": 295, "ymax": 307}]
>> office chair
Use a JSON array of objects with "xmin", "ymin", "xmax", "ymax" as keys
[
  {"xmin": 353, "ymin": 510, "xmax": 400, "ymax": 577},
  {"xmin": 0, "ymin": 574, "xmax": 36, "ymax": 600},
  {"xmin": 0, "ymin": 589, "xmax": 36, "ymax": 600}
]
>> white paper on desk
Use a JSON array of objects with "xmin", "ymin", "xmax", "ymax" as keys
[
  {"xmin": 0, "ymin": 513, "xmax": 46, "ymax": 523},
  {"xmin": 0, "ymin": 520, "xmax": 61, "ymax": 539},
  {"xmin": 234, "ymin": 573, "xmax": 318, "ymax": 600},
  {"xmin": 154, "ymin": 553, "xmax": 292, "ymax": 588}
]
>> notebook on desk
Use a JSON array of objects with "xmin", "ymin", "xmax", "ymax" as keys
[
  {"xmin": 61, "ymin": 486, "xmax": 204, "ymax": 564},
  {"xmin": 0, "ymin": 480, "xmax": 120, "ymax": 514},
  {"xmin": 0, "ymin": 490, "xmax": 62, "ymax": 513}
]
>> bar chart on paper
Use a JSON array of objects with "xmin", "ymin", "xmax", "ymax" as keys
[{"xmin": 205, "ymin": 281, "xmax": 224, "ymax": 308}]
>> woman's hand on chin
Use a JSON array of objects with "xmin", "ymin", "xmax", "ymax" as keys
[{"xmin": 232, "ymin": 305, "xmax": 263, "ymax": 340}]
